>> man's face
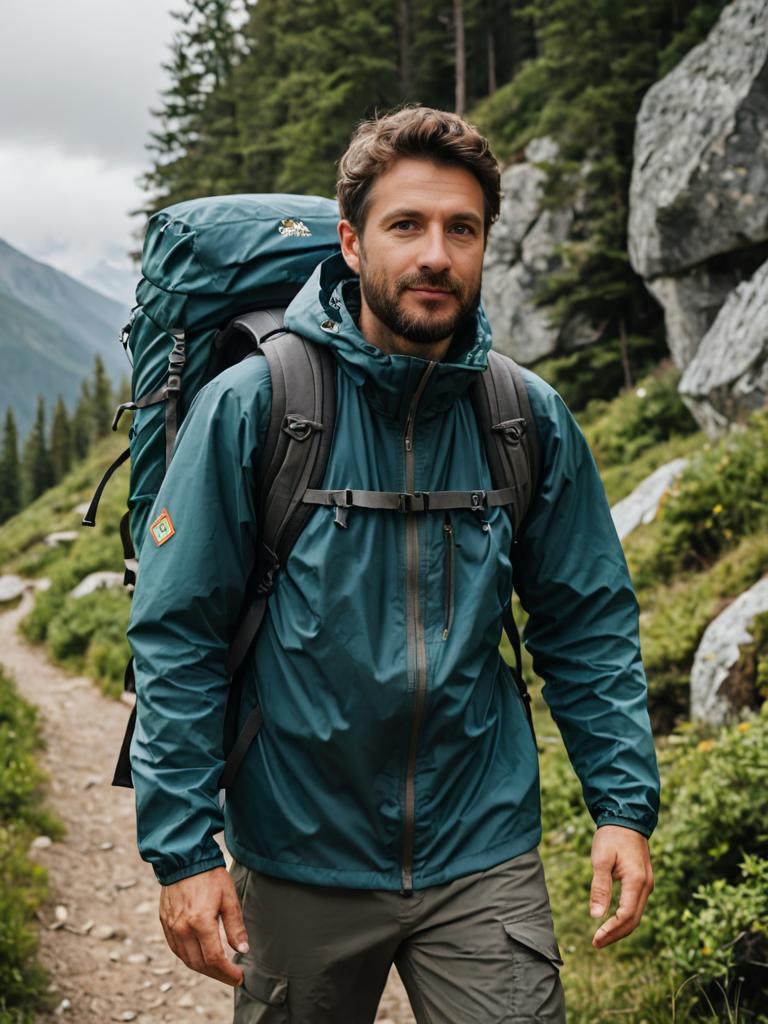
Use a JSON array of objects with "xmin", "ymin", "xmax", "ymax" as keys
[{"xmin": 339, "ymin": 158, "xmax": 486, "ymax": 352}]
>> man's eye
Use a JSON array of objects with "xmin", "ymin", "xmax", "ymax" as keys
[
  {"xmin": 392, "ymin": 220, "xmax": 417, "ymax": 230},
  {"xmin": 451, "ymin": 224, "xmax": 475, "ymax": 236}
]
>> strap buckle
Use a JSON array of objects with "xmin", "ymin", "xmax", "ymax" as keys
[
  {"xmin": 398, "ymin": 491, "xmax": 429, "ymax": 513},
  {"xmin": 492, "ymin": 418, "xmax": 527, "ymax": 447},
  {"xmin": 282, "ymin": 415, "xmax": 323, "ymax": 442},
  {"xmin": 329, "ymin": 489, "xmax": 353, "ymax": 529},
  {"xmin": 469, "ymin": 490, "xmax": 487, "ymax": 511}
]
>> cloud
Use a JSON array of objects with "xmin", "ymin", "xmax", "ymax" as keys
[
  {"xmin": 0, "ymin": 0, "xmax": 176, "ymax": 164},
  {"xmin": 0, "ymin": 142, "xmax": 143, "ymax": 275}
]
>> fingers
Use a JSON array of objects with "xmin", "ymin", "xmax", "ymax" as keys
[
  {"xmin": 220, "ymin": 876, "xmax": 250, "ymax": 955},
  {"xmin": 589, "ymin": 827, "xmax": 654, "ymax": 949},
  {"xmin": 158, "ymin": 867, "xmax": 247, "ymax": 987}
]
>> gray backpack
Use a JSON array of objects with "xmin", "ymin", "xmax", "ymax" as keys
[{"xmin": 111, "ymin": 308, "xmax": 541, "ymax": 790}]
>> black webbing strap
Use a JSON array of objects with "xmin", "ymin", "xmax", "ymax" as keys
[
  {"xmin": 502, "ymin": 603, "xmax": 537, "ymax": 747},
  {"xmin": 111, "ymin": 385, "xmax": 167, "ymax": 432},
  {"xmin": 120, "ymin": 510, "xmax": 137, "ymax": 587},
  {"xmin": 218, "ymin": 706, "xmax": 263, "ymax": 791},
  {"xmin": 112, "ymin": 702, "xmax": 136, "ymax": 788},
  {"xmin": 81, "ymin": 446, "xmax": 130, "ymax": 527}
]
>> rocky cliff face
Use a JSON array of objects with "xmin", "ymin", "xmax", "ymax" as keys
[
  {"xmin": 481, "ymin": 137, "xmax": 601, "ymax": 363},
  {"xmin": 628, "ymin": 0, "xmax": 768, "ymax": 433}
]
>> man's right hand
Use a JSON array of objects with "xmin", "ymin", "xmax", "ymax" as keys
[{"xmin": 159, "ymin": 866, "xmax": 249, "ymax": 986}]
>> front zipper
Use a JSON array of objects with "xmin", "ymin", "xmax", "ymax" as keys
[
  {"xmin": 401, "ymin": 360, "xmax": 437, "ymax": 894},
  {"xmin": 442, "ymin": 513, "xmax": 454, "ymax": 640}
]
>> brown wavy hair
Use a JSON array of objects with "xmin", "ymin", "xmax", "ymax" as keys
[{"xmin": 336, "ymin": 106, "xmax": 501, "ymax": 238}]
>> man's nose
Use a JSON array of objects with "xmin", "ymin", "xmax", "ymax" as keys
[{"xmin": 417, "ymin": 226, "xmax": 452, "ymax": 274}]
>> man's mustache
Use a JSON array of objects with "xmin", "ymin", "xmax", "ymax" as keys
[{"xmin": 396, "ymin": 272, "xmax": 462, "ymax": 296}]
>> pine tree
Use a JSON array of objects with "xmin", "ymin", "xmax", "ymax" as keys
[
  {"xmin": 23, "ymin": 397, "xmax": 54, "ymax": 503},
  {"xmin": 72, "ymin": 379, "xmax": 94, "ymax": 461},
  {"xmin": 0, "ymin": 408, "xmax": 22, "ymax": 524},
  {"xmin": 139, "ymin": 0, "xmax": 245, "ymax": 216},
  {"xmin": 50, "ymin": 396, "xmax": 73, "ymax": 484},
  {"xmin": 91, "ymin": 355, "xmax": 113, "ymax": 438}
]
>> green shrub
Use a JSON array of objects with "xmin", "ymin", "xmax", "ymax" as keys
[
  {"xmin": 583, "ymin": 363, "xmax": 698, "ymax": 468},
  {"xmin": 532, "ymin": 334, "xmax": 666, "ymax": 413},
  {"xmin": 632, "ymin": 412, "xmax": 768, "ymax": 584},
  {"xmin": 0, "ymin": 669, "xmax": 61, "ymax": 1021}
]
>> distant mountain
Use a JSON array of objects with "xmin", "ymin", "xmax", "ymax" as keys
[
  {"xmin": 77, "ymin": 256, "xmax": 139, "ymax": 313},
  {"xmin": 0, "ymin": 238, "xmax": 130, "ymax": 438}
]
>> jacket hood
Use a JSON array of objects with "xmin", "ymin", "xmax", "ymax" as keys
[{"xmin": 284, "ymin": 252, "xmax": 492, "ymax": 423}]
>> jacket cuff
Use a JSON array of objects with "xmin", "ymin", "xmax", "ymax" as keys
[
  {"xmin": 156, "ymin": 853, "xmax": 227, "ymax": 886},
  {"xmin": 595, "ymin": 814, "xmax": 654, "ymax": 838}
]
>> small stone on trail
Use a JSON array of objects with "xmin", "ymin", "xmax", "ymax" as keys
[
  {"xmin": 80, "ymin": 919, "xmax": 94, "ymax": 934},
  {"xmin": 135, "ymin": 900, "xmax": 154, "ymax": 915},
  {"xmin": 151, "ymin": 967, "xmax": 172, "ymax": 976},
  {"xmin": 31, "ymin": 835, "xmax": 53, "ymax": 850},
  {"xmin": 93, "ymin": 924, "xmax": 117, "ymax": 940},
  {"xmin": 54, "ymin": 998, "xmax": 71, "ymax": 1015},
  {"xmin": 177, "ymin": 993, "xmax": 194, "ymax": 1008},
  {"xmin": 99, "ymin": 841, "xmax": 114, "ymax": 851},
  {"xmin": 83, "ymin": 776, "xmax": 103, "ymax": 790},
  {"xmin": 159, "ymin": 982, "xmax": 172, "ymax": 993},
  {"xmin": 127, "ymin": 953, "xmax": 150, "ymax": 965},
  {"xmin": 109, "ymin": 951, "xmax": 121, "ymax": 962},
  {"xmin": 120, "ymin": 1012, "xmax": 137, "ymax": 1022},
  {"xmin": 116, "ymin": 877, "xmax": 138, "ymax": 891},
  {"xmin": 54, "ymin": 905, "xmax": 68, "ymax": 922}
]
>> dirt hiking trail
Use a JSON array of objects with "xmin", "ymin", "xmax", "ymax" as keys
[{"xmin": 1, "ymin": 586, "xmax": 414, "ymax": 1024}]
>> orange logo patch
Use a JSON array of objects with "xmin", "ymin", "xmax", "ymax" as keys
[{"xmin": 150, "ymin": 507, "xmax": 175, "ymax": 547}]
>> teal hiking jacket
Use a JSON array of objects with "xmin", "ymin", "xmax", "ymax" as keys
[{"xmin": 127, "ymin": 253, "xmax": 660, "ymax": 888}]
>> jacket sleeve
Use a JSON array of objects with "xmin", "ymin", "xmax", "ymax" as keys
[
  {"xmin": 127, "ymin": 359, "xmax": 272, "ymax": 885},
  {"xmin": 512, "ymin": 370, "xmax": 660, "ymax": 838}
]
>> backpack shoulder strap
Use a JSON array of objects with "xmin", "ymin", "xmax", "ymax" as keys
[
  {"xmin": 470, "ymin": 349, "xmax": 542, "ymax": 749},
  {"xmin": 218, "ymin": 319, "xmax": 336, "ymax": 790},
  {"xmin": 470, "ymin": 349, "xmax": 540, "ymax": 535}
]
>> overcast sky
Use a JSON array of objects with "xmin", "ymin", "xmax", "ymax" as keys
[{"xmin": 0, "ymin": 0, "xmax": 177, "ymax": 282}]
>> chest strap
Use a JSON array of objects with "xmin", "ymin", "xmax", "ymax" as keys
[{"xmin": 303, "ymin": 486, "xmax": 517, "ymax": 527}]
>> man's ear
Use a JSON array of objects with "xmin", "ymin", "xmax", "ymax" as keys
[{"xmin": 338, "ymin": 219, "xmax": 361, "ymax": 275}]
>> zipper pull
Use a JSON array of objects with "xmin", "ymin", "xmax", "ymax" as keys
[{"xmin": 405, "ymin": 438, "xmax": 413, "ymax": 452}]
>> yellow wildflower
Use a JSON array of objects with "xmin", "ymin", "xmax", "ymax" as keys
[
  {"xmin": 736, "ymin": 722, "xmax": 751, "ymax": 732},
  {"xmin": 700, "ymin": 946, "xmax": 712, "ymax": 956},
  {"xmin": 712, "ymin": 504, "xmax": 723, "ymax": 515},
  {"xmin": 697, "ymin": 739, "xmax": 715, "ymax": 752}
]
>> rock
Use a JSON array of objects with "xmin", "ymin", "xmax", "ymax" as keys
[
  {"xmin": 127, "ymin": 953, "xmax": 150, "ymax": 965},
  {"xmin": 629, "ymin": 0, "xmax": 768, "ymax": 281},
  {"xmin": 44, "ymin": 530, "xmax": 79, "ymax": 549},
  {"xmin": 120, "ymin": 1013, "xmax": 137, "ymax": 1022},
  {"xmin": 30, "ymin": 835, "xmax": 53, "ymax": 851},
  {"xmin": 83, "ymin": 776, "xmax": 103, "ymax": 790},
  {"xmin": 135, "ymin": 901, "xmax": 154, "ymax": 915},
  {"xmin": 98, "ymin": 841, "xmax": 115, "ymax": 851},
  {"xmin": 159, "ymin": 983, "xmax": 173, "ymax": 993},
  {"xmin": 54, "ymin": 905, "xmax": 68, "ymax": 923},
  {"xmin": 643, "ymin": 267, "xmax": 740, "ymax": 370},
  {"xmin": 93, "ymin": 924, "xmax": 117, "ymax": 941},
  {"xmin": 177, "ymin": 992, "xmax": 195, "ymax": 1008},
  {"xmin": 482, "ymin": 137, "xmax": 602, "ymax": 362},
  {"xmin": 73, "ymin": 501, "xmax": 91, "ymax": 518},
  {"xmin": 115, "ymin": 877, "xmax": 138, "ymax": 891},
  {"xmin": 611, "ymin": 458, "xmax": 690, "ymax": 540},
  {"xmin": 70, "ymin": 571, "xmax": 124, "ymax": 599},
  {"xmin": 679, "ymin": 258, "xmax": 768, "ymax": 436},
  {"xmin": 54, "ymin": 998, "xmax": 72, "ymax": 1015},
  {"xmin": 690, "ymin": 575, "xmax": 768, "ymax": 725},
  {"xmin": 0, "ymin": 574, "xmax": 28, "ymax": 603}
]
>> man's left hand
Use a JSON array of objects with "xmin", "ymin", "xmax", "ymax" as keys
[{"xmin": 589, "ymin": 824, "xmax": 654, "ymax": 949}]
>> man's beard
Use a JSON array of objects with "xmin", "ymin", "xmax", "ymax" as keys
[{"xmin": 359, "ymin": 259, "xmax": 481, "ymax": 346}]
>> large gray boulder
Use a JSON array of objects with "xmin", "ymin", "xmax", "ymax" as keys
[
  {"xmin": 679, "ymin": 257, "xmax": 768, "ymax": 435},
  {"xmin": 690, "ymin": 575, "xmax": 768, "ymax": 725},
  {"xmin": 610, "ymin": 458, "xmax": 689, "ymax": 541},
  {"xmin": 70, "ymin": 571, "xmax": 124, "ymax": 599},
  {"xmin": 482, "ymin": 138, "xmax": 601, "ymax": 362},
  {"xmin": 629, "ymin": 0, "xmax": 768, "ymax": 282}
]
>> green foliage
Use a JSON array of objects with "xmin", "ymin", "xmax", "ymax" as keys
[
  {"xmin": 46, "ymin": 589, "xmax": 131, "ymax": 699},
  {"xmin": 0, "ymin": 408, "xmax": 22, "ymax": 526},
  {"xmin": 49, "ymin": 396, "xmax": 73, "ymax": 485},
  {"xmin": 582, "ymin": 364, "xmax": 698, "ymax": 469},
  {"xmin": 21, "ymin": 397, "xmax": 53, "ymax": 506},
  {"xmin": 0, "ymin": 669, "xmax": 61, "ymax": 1021},
  {"xmin": 629, "ymin": 411, "xmax": 768, "ymax": 586}
]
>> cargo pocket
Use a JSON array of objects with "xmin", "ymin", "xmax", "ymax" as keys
[
  {"xmin": 233, "ymin": 961, "xmax": 289, "ymax": 1023},
  {"xmin": 502, "ymin": 913, "xmax": 566, "ymax": 1022}
]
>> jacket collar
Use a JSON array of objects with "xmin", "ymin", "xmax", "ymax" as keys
[{"xmin": 283, "ymin": 253, "xmax": 492, "ymax": 424}]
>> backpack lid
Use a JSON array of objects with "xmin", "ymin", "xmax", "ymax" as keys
[{"xmin": 141, "ymin": 194, "xmax": 340, "ymax": 299}]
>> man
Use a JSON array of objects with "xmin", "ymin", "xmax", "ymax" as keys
[{"xmin": 128, "ymin": 107, "xmax": 660, "ymax": 1023}]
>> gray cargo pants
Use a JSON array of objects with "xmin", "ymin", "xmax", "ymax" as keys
[{"xmin": 230, "ymin": 846, "xmax": 566, "ymax": 1023}]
